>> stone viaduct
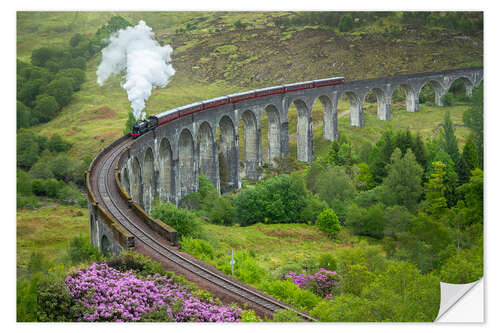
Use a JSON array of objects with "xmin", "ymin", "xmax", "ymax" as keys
[{"xmin": 114, "ymin": 67, "xmax": 483, "ymax": 213}]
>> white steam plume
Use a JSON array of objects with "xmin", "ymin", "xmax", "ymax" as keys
[{"xmin": 96, "ymin": 20, "xmax": 175, "ymax": 120}]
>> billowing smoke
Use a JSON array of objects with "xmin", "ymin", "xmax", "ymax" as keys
[{"xmin": 96, "ymin": 20, "xmax": 175, "ymax": 120}]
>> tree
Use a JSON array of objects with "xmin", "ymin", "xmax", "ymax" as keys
[
  {"xmin": 384, "ymin": 205, "xmax": 413, "ymax": 236},
  {"xmin": 353, "ymin": 163, "xmax": 375, "ymax": 191},
  {"xmin": 394, "ymin": 129, "xmax": 413, "ymax": 155},
  {"xmin": 55, "ymin": 68, "xmax": 86, "ymax": 91},
  {"xmin": 456, "ymin": 169, "xmax": 483, "ymax": 225},
  {"xmin": 31, "ymin": 47, "xmax": 59, "ymax": 67},
  {"xmin": 209, "ymin": 197, "xmax": 236, "ymax": 226},
  {"xmin": 123, "ymin": 111, "xmax": 137, "ymax": 135},
  {"xmin": 17, "ymin": 130, "xmax": 40, "ymax": 168},
  {"xmin": 399, "ymin": 214, "xmax": 453, "ymax": 272},
  {"xmin": 411, "ymin": 133, "xmax": 428, "ymax": 170},
  {"xmin": 45, "ymin": 77, "xmax": 74, "ymax": 107},
  {"xmin": 429, "ymin": 149, "xmax": 459, "ymax": 207},
  {"xmin": 361, "ymin": 261, "xmax": 441, "ymax": 321},
  {"xmin": 339, "ymin": 14, "xmax": 354, "ymax": 32},
  {"xmin": 69, "ymin": 33, "xmax": 84, "ymax": 47},
  {"xmin": 304, "ymin": 161, "xmax": 325, "ymax": 194},
  {"xmin": 316, "ymin": 166, "xmax": 356, "ymax": 218},
  {"xmin": 316, "ymin": 208, "xmax": 341, "ymax": 237},
  {"xmin": 424, "ymin": 161, "xmax": 448, "ymax": 217},
  {"xmin": 151, "ymin": 202, "xmax": 203, "ymax": 240},
  {"xmin": 18, "ymin": 79, "xmax": 44, "ymax": 107},
  {"xmin": 380, "ymin": 149, "xmax": 423, "ymax": 212},
  {"xmin": 369, "ymin": 127, "xmax": 395, "ymax": 183},
  {"xmin": 440, "ymin": 244, "xmax": 483, "ymax": 284},
  {"xmin": 48, "ymin": 134, "xmax": 72, "ymax": 153},
  {"xmin": 234, "ymin": 174, "xmax": 308, "ymax": 226},
  {"xmin": 346, "ymin": 203, "xmax": 385, "ymax": 239},
  {"xmin": 17, "ymin": 101, "xmax": 31, "ymax": 129},
  {"xmin": 437, "ymin": 111, "xmax": 460, "ymax": 167},
  {"xmin": 33, "ymin": 94, "xmax": 59, "ymax": 123},
  {"xmin": 463, "ymin": 82, "xmax": 483, "ymax": 167},
  {"xmin": 460, "ymin": 135, "xmax": 479, "ymax": 183}
]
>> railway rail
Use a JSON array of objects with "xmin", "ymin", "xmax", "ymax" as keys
[{"xmin": 88, "ymin": 135, "xmax": 316, "ymax": 321}]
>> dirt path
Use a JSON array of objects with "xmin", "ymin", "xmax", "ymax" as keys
[{"xmin": 431, "ymin": 123, "xmax": 468, "ymax": 138}]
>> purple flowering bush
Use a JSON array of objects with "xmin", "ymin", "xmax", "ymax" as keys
[
  {"xmin": 65, "ymin": 262, "xmax": 242, "ymax": 322},
  {"xmin": 285, "ymin": 268, "xmax": 343, "ymax": 298}
]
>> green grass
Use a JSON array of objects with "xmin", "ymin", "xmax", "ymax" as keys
[
  {"xmin": 17, "ymin": 204, "xmax": 89, "ymax": 271},
  {"xmin": 202, "ymin": 222, "xmax": 365, "ymax": 272}
]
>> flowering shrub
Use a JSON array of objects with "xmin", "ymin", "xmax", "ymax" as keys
[
  {"xmin": 65, "ymin": 262, "xmax": 242, "ymax": 322},
  {"xmin": 285, "ymin": 268, "xmax": 343, "ymax": 298}
]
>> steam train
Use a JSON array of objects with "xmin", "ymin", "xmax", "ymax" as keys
[{"xmin": 130, "ymin": 77, "xmax": 344, "ymax": 138}]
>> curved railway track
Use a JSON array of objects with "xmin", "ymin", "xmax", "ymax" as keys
[{"xmin": 89, "ymin": 136, "xmax": 316, "ymax": 321}]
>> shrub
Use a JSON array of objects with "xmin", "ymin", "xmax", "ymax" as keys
[
  {"xmin": 318, "ymin": 253, "xmax": 337, "ymax": 272},
  {"xmin": 339, "ymin": 14, "xmax": 354, "ymax": 32},
  {"xmin": 179, "ymin": 192, "xmax": 202, "ymax": 210},
  {"xmin": 299, "ymin": 196, "xmax": 329, "ymax": 224},
  {"xmin": 209, "ymin": 197, "xmax": 236, "ymax": 225},
  {"xmin": 106, "ymin": 251, "xmax": 165, "ymax": 277},
  {"xmin": 272, "ymin": 309, "xmax": 302, "ymax": 322},
  {"xmin": 234, "ymin": 174, "xmax": 308, "ymax": 226},
  {"xmin": 151, "ymin": 202, "xmax": 203, "ymax": 240},
  {"xmin": 32, "ymin": 178, "xmax": 62, "ymax": 197},
  {"xmin": 180, "ymin": 237, "xmax": 215, "ymax": 264},
  {"xmin": 346, "ymin": 203, "xmax": 385, "ymax": 239},
  {"xmin": 441, "ymin": 92, "xmax": 453, "ymax": 106},
  {"xmin": 17, "ymin": 169, "xmax": 33, "ymax": 196},
  {"xmin": 261, "ymin": 279, "xmax": 321, "ymax": 311},
  {"xmin": 285, "ymin": 268, "xmax": 343, "ymax": 298},
  {"xmin": 241, "ymin": 309, "xmax": 260, "ymax": 322},
  {"xmin": 37, "ymin": 271, "xmax": 80, "ymax": 322},
  {"xmin": 316, "ymin": 208, "xmax": 341, "ymax": 237},
  {"xmin": 48, "ymin": 133, "xmax": 72, "ymax": 153},
  {"xmin": 27, "ymin": 252, "xmax": 52, "ymax": 276},
  {"xmin": 67, "ymin": 236, "xmax": 103, "ymax": 265}
]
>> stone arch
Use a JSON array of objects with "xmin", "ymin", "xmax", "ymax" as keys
[
  {"xmin": 448, "ymin": 76, "xmax": 474, "ymax": 98},
  {"xmin": 179, "ymin": 128, "xmax": 196, "ymax": 197},
  {"xmin": 418, "ymin": 80, "xmax": 446, "ymax": 106},
  {"xmin": 312, "ymin": 95, "xmax": 336, "ymax": 140},
  {"xmin": 197, "ymin": 122, "xmax": 218, "ymax": 187},
  {"xmin": 287, "ymin": 99, "xmax": 313, "ymax": 162},
  {"xmin": 159, "ymin": 137, "xmax": 174, "ymax": 202},
  {"xmin": 143, "ymin": 147, "xmax": 155, "ymax": 213},
  {"xmin": 363, "ymin": 87, "xmax": 390, "ymax": 121},
  {"xmin": 121, "ymin": 167, "xmax": 130, "ymax": 195},
  {"xmin": 101, "ymin": 235, "xmax": 112, "ymax": 255},
  {"xmin": 218, "ymin": 115, "xmax": 238, "ymax": 192},
  {"xmin": 240, "ymin": 110, "xmax": 261, "ymax": 180},
  {"xmin": 130, "ymin": 156, "xmax": 143, "ymax": 206},
  {"xmin": 264, "ymin": 104, "xmax": 281, "ymax": 165},
  {"xmin": 339, "ymin": 91, "xmax": 363, "ymax": 127},
  {"xmin": 390, "ymin": 84, "xmax": 418, "ymax": 113}
]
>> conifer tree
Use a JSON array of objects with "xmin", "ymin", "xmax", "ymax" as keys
[
  {"xmin": 424, "ymin": 161, "xmax": 448, "ymax": 217},
  {"xmin": 439, "ymin": 110, "xmax": 460, "ymax": 167}
]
